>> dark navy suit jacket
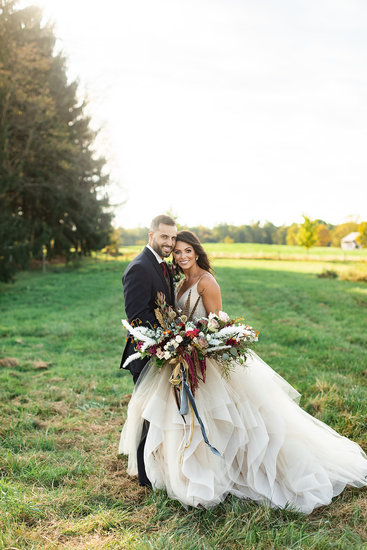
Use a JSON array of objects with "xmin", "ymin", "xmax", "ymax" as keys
[{"xmin": 120, "ymin": 247, "xmax": 175, "ymax": 378}]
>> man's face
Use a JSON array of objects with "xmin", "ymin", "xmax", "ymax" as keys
[{"xmin": 149, "ymin": 223, "xmax": 177, "ymax": 258}]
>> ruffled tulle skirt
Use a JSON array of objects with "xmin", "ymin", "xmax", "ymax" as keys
[{"xmin": 119, "ymin": 351, "xmax": 367, "ymax": 513}]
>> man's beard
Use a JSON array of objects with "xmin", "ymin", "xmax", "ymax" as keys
[{"xmin": 151, "ymin": 239, "xmax": 172, "ymax": 258}]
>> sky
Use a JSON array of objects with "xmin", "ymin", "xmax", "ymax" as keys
[{"xmin": 33, "ymin": 0, "xmax": 367, "ymax": 228}]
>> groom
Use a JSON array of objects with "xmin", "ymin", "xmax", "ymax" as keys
[{"xmin": 120, "ymin": 214, "xmax": 177, "ymax": 485}]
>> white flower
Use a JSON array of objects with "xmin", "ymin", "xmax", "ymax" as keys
[
  {"xmin": 218, "ymin": 311, "xmax": 230, "ymax": 322},
  {"xmin": 121, "ymin": 320, "xmax": 156, "ymax": 346},
  {"xmin": 215, "ymin": 326, "xmax": 240, "ymax": 339},
  {"xmin": 164, "ymin": 340, "xmax": 178, "ymax": 351},
  {"xmin": 156, "ymin": 349, "xmax": 165, "ymax": 359},
  {"xmin": 175, "ymin": 335, "xmax": 183, "ymax": 343},
  {"xmin": 208, "ymin": 318, "xmax": 219, "ymax": 332},
  {"xmin": 208, "ymin": 312, "xmax": 219, "ymax": 320},
  {"xmin": 208, "ymin": 338, "xmax": 222, "ymax": 346},
  {"xmin": 164, "ymin": 351, "xmax": 171, "ymax": 360}
]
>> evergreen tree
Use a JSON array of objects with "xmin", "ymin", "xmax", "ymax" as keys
[{"xmin": 0, "ymin": 0, "xmax": 112, "ymax": 281}]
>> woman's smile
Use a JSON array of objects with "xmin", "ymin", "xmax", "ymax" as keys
[{"xmin": 173, "ymin": 241, "xmax": 196, "ymax": 270}]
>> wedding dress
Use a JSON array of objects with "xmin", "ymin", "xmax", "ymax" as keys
[{"xmin": 119, "ymin": 281, "xmax": 367, "ymax": 513}]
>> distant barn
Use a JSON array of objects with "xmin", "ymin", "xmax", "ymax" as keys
[{"xmin": 341, "ymin": 232, "xmax": 361, "ymax": 250}]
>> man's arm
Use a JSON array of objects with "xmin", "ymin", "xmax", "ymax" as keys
[{"xmin": 123, "ymin": 263, "xmax": 157, "ymax": 327}]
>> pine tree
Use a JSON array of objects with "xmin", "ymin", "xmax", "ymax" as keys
[{"xmin": 0, "ymin": 0, "xmax": 112, "ymax": 281}]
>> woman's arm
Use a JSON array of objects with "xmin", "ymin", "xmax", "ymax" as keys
[{"xmin": 198, "ymin": 274, "xmax": 222, "ymax": 314}]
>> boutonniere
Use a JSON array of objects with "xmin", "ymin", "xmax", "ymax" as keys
[{"xmin": 166, "ymin": 261, "xmax": 183, "ymax": 284}]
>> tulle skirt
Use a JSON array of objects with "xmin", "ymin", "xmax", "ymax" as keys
[{"xmin": 119, "ymin": 351, "xmax": 367, "ymax": 513}]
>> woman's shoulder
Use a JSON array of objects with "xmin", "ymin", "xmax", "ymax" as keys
[{"xmin": 197, "ymin": 272, "xmax": 219, "ymax": 293}]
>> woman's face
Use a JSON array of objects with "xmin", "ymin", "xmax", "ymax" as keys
[{"xmin": 173, "ymin": 240, "xmax": 196, "ymax": 271}]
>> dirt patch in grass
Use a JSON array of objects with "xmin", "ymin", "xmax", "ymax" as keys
[
  {"xmin": 33, "ymin": 360, "xmax": 52, "ymax": 370},
  {"xmin": 97, "ymin": 456, "xmax": 148, "ymax": 505},
  {"xmin": 0, "ymin": 356, "xmax": 19, "ymax": 367},
  {"xmin": 27, "ymin": 500, "xmax": 157, "ymax": 549},
  {"xmin": 48, "ymin": 377, "xmax": 65, "ymax": 383},
  {"xmin": 326, "ymin": 492, "xmax": 367, "ymax": 539},
  {"xmin": 120, "ymin": 393, "xmax": 132, "ymax": 406},
  {"xmin": 56, "ymin": 533, "xmax": 121, "ymax": 550}
]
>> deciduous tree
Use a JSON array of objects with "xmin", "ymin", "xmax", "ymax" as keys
[
  {"xmin": 316, "ymin": 223, "xmax": 331, "ymax": 247},
  {"xmin": 330, "ymin": 223, "xmax": 358, "ymax": 248},
  {"xmin": 298, "ymin": 216, "xmax": 318, "ymax": 250},
  {"xmin": 286, "ymin": 223, "xmax": 299, "ymax": 246},
  {"xmin": 357, "ymin": 222, "xmax": 367, "ymax": 248}
]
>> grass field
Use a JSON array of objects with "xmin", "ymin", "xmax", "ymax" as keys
[
  {"xmin": 117, "ymin": 243, "xmax": 367, "ymax": 263},
  {"xmin": 1, "ymin": 254, "xmax": 367, "ymax": 549}
]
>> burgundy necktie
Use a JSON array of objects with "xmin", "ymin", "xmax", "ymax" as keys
[
  {"xmin": 160, "ymin": 262, "xmax": 171, "ymax": 298},
  {"xmin": 160, "ymin": 261, "xmax": 168, "ymax": 279}
]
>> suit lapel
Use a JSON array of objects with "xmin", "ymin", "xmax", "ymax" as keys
[
  {"xmin": 143, "ymin": 247, "xmax": 172, "ymax": 300},
  {"xmin": 169, "ymin": 270, "xmax": 175, "ymax": 305}
]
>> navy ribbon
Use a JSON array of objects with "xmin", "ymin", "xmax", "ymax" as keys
[{"xmin": 178, "ymin": 363, "xmax": 221, "ymax": 457}]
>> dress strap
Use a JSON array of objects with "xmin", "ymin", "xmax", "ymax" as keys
[{"xmin": 195, "ymin": 273, "xmax": 207, "ymax": 287}]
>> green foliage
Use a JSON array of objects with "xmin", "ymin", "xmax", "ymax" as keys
[
  {"xmin": 316, "ymin": 223, "xmax": 331, "ymax": 246},
  {"xmin": 273, "ymin": 225, "xmax": 288, "ymax": 244},
  {"xmin": 330, "ymin": 222, "xmax": 359, "ymax": 247},
  {"xmin": 0, "ymin": 0, "xmax": 112, "ymax": 281},
  {"xmin": 0, "ymin": 256, "xmax": 366, "ymax": 546},
  {"xmin": 286, "ymin": 223, "xmax": 300, "ymax": 245},
  {"xmin": 116, "ymin": 222, "xmax": 284, "ymax": 246},
  {"xmin": 298, "ymin": 216, "xmax": 318, "ymax": 249},
  {"xmin": 357, "ymin": 221, "xmax": 367, "ymax": 248}
]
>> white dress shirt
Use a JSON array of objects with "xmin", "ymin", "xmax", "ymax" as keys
[{"xmin": 146, "ymin": 244, "xmax": 165, "ymax": 264}]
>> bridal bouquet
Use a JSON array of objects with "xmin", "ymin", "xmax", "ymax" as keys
[{"xmin": 122, "ymin": 292, "xmax": 259, "ymax": 393}]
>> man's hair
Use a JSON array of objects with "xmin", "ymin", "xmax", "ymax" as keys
[{"xmin": 150, "ymin": 215, "xmax": 176, "ymax": 232}]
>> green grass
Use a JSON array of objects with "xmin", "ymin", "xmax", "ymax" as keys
[
  {"xmin": 0, "ymin": 255, "xmax": 366, "ymax": 549},
  {"xmin": 117, "ymin": 242, "xmax": 367, "ymax": 263},
  {"xmin": 204, "ymin": 242, "xmax": 367, "ymax": 260}
]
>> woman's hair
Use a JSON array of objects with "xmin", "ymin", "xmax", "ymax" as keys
[{"xmin": 174, "ymin": 230, "xmax": 214, "ymax": 275}]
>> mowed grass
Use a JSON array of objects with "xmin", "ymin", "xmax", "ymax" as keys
[
  {"xmin": 118, "ymin": 242, "xmax": 367, "ymax": 263},
  {"xmin": 0, "ymin": 255, "xmax": 367, "ymax": 549}
]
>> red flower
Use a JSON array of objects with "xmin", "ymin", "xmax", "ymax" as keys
[
  {"xmin": 186, "ymin": 328, "xmax": 200, "ymax": 339},
  {"xmin": 226, "ymin": 338, "xmax": 239, "ymax": 347}
]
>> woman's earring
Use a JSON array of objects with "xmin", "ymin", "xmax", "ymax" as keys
[{"xmin": 196, "ymin": 256, "xmax": 198, "ymax": 261}]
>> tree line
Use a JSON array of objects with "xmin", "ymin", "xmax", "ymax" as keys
[
  {"xmin": 109, "ymin": 218, "xmax": 367, "ymax": 250},
  {"xmin": 0, "ymin": 1, "xmax": 112, "ymax": 281}
]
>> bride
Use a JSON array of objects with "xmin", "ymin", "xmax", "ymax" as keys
[{"xmin": 119, "ymin": 230, "xmax": 367, "ymax": 514}]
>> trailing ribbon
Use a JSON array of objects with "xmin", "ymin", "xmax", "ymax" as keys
[{"xmin": 169, "ymin": 360, "xmax": 221, "ymax": 458}]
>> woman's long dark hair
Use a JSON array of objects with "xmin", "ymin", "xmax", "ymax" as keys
[{"xmin": 173, "ymin": 231, "xmax": 214, "ymax": 276}]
